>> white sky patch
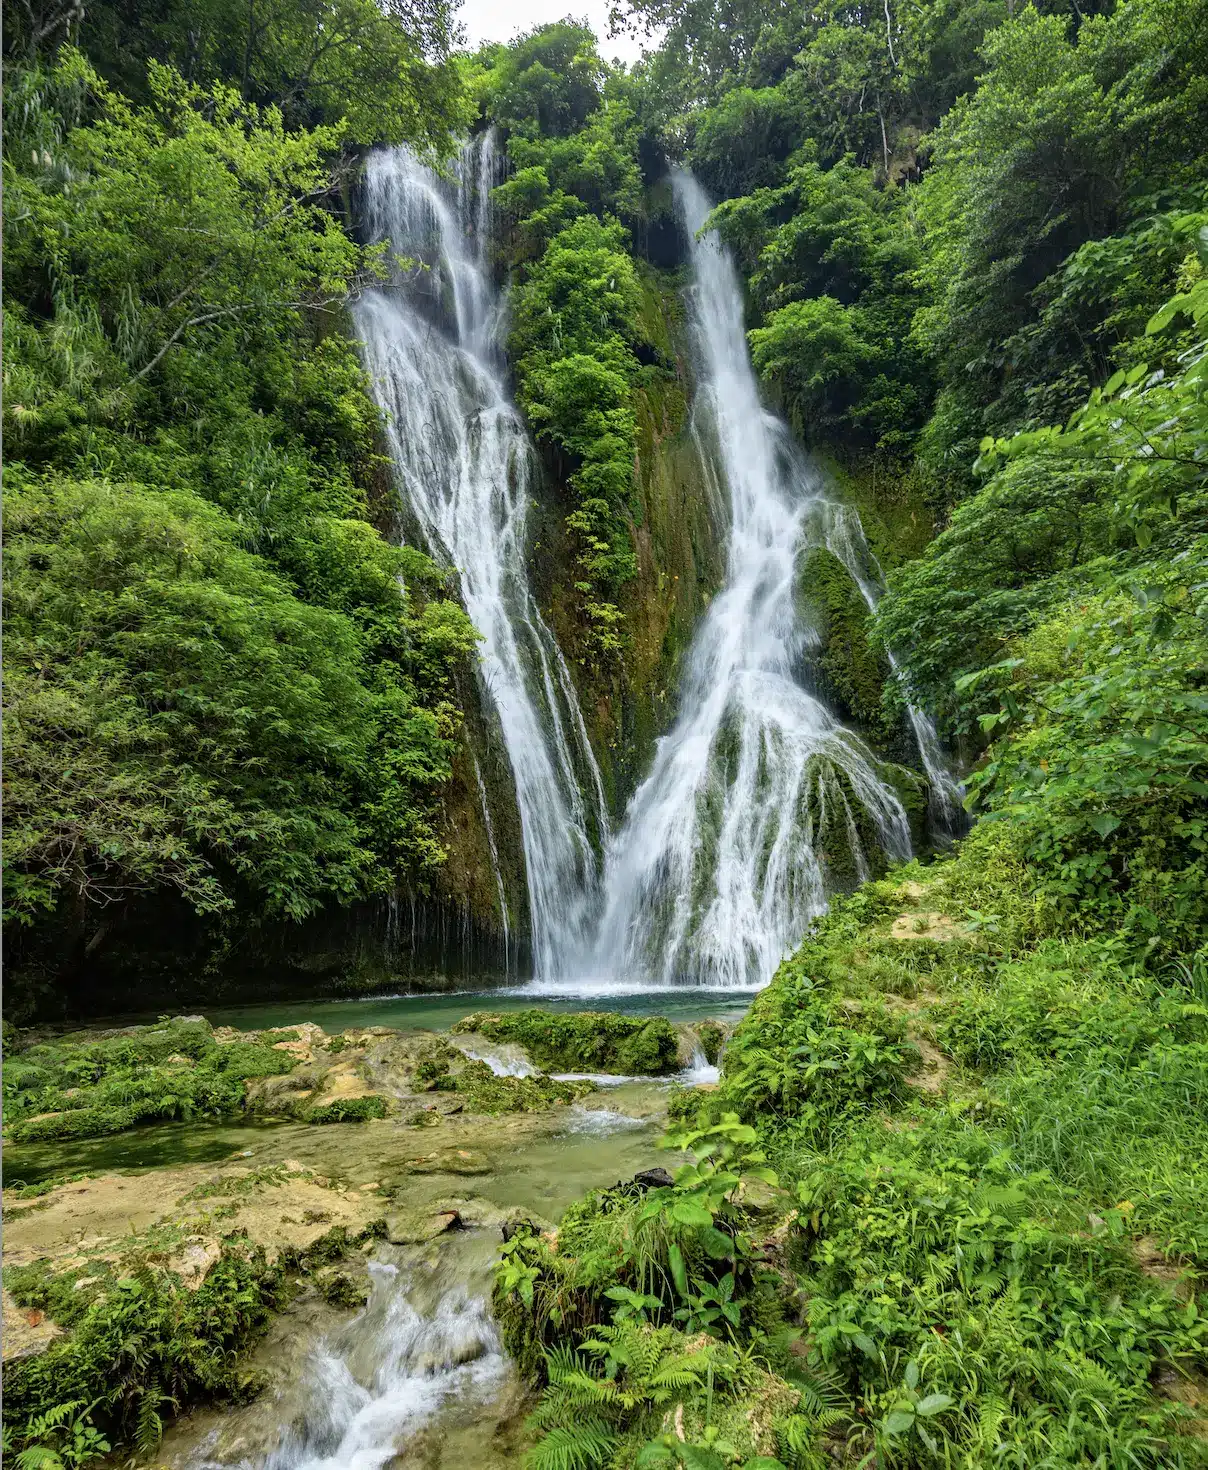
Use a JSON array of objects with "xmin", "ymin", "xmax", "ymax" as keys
[{"xmin": 455, "ymin": 0, "xmax": 659, "ymax": 67}]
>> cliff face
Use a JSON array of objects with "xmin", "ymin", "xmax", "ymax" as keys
[{"xmin": 526, "ymin": 267, "xmax": 726, "ymax": 815}]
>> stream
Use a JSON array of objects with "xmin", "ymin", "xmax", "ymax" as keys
[{"xmin": 131, "ymin": 1073, "xmax": 690, "ymax": 1470}]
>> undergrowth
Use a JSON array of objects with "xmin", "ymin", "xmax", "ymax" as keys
[{"xmin": 498, "ymin": 838, "xmax": 1208, "ymax": 1467}]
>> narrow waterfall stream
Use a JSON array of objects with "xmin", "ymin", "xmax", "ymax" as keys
[
  {"xmin": 812, "ymin": 500, "xmax": 965, "ymax": 834},
  {"xmin": 566, "ymin": 173, "xmax": 915, "ymax": 991},
  {"xmin": 354, "ymin": 139, "xmax": 608, "ymax": 980}
]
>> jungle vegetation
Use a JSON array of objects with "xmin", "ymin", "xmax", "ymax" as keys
[{"xmin": 3, "ymin": 0, "xmax": 1207, "ymax": 1460}]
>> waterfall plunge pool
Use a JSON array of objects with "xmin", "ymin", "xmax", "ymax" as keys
[{"xmin": 164, "ymin": 984, "xmax": 756, "ymax": 1036}]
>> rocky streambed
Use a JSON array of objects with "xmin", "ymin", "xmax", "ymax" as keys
[{"xmin": 2, "ymin": 1009, "xmax": 728, "ymax": 1467}]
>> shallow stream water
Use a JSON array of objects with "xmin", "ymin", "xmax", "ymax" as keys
[{"xmin": 134, "ymin": 1080, "xmax": 680, "ymax": 1469}]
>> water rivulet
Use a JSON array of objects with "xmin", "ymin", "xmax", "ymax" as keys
[{"xmin": 355, "ymin": 140, "xmax": 608, "ymax": 980}]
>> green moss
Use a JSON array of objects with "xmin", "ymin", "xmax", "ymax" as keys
[
  {"xmin": 877, "ymin": 757, "xmax": 931, "ymax": 850},
  {"xmin": 818, "ymin": 452, "xmax": 936, "ymax": 571},
  {"xmin": 799, "ymin": 752, "xmax": 891, "ymax": 885},
  {"xmin": 305, "ymin": 1094, "xmax": 389, "ymax": 1123},
  {"xmin": 696, "ymin": 1020, "xmax": 726, "ymax": 1065},
  {"xmin": 3, "ymin": 1018, "xmax": 298, "ymax": 1144},
  {"xmin": 317, "ymin": 1270, "xmax": 368, "ymax": 1309},
  {"xmin": 452, "ymin": 1058, "xmax": 595, "ymax": 1114},
  {"xmin": 452, "ymin": 1008, "xmax": 680, "ymax": 1075},
  {"xmin": 797, "ymin": 546, "xmax": 893, "ymax": 744}
]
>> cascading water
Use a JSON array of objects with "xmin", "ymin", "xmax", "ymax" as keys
[
  {"xmin": 812, "ymin": 500, "xmax": 965, "ymax": 833},
  {"xmin": 238, "ymin": 1260, "xmax": 508, "ymax": 1470},
  {"xmin": 355, "ymin": 140, "xmax": 609, "ymax": 979},
  {"xmin": 566, "ymin": 173, "xmax": 915, "ymax": 991}
]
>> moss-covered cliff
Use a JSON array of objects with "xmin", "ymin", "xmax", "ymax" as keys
[{"xmin": 529, "ymin": 265, "xmax": 726, "ymax": 813}]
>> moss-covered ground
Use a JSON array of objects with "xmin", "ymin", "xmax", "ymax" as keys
[{"xmin": 452, "ymin": 1009, "xmax": 682, "ymax": 1076}]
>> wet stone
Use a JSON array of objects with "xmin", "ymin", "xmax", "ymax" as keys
[{"xmin": 384, "ymin": 1207, "xmax": 464, "ymax": 1245}]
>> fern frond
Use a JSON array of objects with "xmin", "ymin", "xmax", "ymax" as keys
[{"xmin": 525, "ymin": 1421, "xmax": 618, "ymax": 1470}]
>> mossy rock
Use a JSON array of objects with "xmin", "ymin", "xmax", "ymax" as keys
[
  {"xmin": 451, "ymin": 1009, "xmax": 679, "ymax": 1075},
  {"xmin": 452, "ymin": 1059, "xmax": 596, "ymax": 1114},
  {"xmin": 695, "ymin": 1020, "xmax": 727, "ymax": 1065},
  {"xmin": 800, "ymin": 753, "xmax": 892, "ymax": 886},
  {"xmin": 796, "ymin": 546, "xmax": 893, "ymax": 745},
  {"xmin": 306, "ymin": 1095, "xmax": 389, "ymax": 1124},
  {"xmin": 3, "ymin": 1018, "xmax": 298, "ymax": 1144},
  {"xmin": 384, "ymin": 1206, "xmax": 464, "ymax": 1244}
]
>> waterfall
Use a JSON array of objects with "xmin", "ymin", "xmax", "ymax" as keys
[
  {"xmin": 810, "ymin": 500, "xmax": 966, "ymax": 834},
  {"xmin": 354, "ymin": 139, "xmax": 609, "ymax": 980},
  {"xmin": 562, "ymin": 172, "xmax": 916, "ymax": 991}
]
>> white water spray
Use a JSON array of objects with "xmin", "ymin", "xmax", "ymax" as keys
[
  {"xmin": 250, "ymin": 1264, "xmax": 507, "ymax": 1470},
  {"xmin": 355, "ymin": 140, "xmax": 609, "ymax": 979},
  {"xmin": 563, "ymin": 173, "xmax": 916, "ymax": 991}
]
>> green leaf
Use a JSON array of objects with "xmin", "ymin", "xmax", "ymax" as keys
[
  {"xmin": 671, "ymin": 1199, "xmax": 715, "ymax": 1228},
  {"xmin": 916, "ymin": 1393, "xmax": 955, "ymax": 1417},
  {"xmin": 883, "ymin": 1408, "xmax": 916, "ymax": 1435}
]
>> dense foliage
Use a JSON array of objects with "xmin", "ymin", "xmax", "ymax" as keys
[
  {"xmin": 500, "ymin": 855, "xmax": 1208, "ymax": 1467},
  {"xmin": 2, "ymin": 21, "xmax": 476, "ymax": 1005}
]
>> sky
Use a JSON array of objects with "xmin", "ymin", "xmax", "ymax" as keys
[{"xmin": 455, "ymin": 0, "xmax": 658, "ymax": 66}]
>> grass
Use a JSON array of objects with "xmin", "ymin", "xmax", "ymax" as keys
[{"xmin": 497, "ymin": 826, "xmax": 1208, "ymax": 1468}]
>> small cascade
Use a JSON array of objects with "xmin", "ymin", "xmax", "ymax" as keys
[
  {"xmin": 811, "ymin": 501, "xmax": 965, "ymax": 834},
  {"xmin": 355, "ymin": 140, "xmax": 609, "ymax": 980},
  {"xmin": 452, "ymin": 1040, "xmax": 536, "ymax": 1077},
  {"xmin": 568, "ymin": 172, "xmax": 913, "ymax": 991},
  {"xmin": 251, "ymin": 1263, "xmax": 508, "ymax": 1470},
  {"xmin": 680, "ymin": 1046, "xmax": 721, "ymax": 1086}
]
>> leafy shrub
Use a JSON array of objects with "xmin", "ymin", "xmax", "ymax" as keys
[{"xmin": 717, "ymin": 972, "xmax": 915, "ymax": 1141}]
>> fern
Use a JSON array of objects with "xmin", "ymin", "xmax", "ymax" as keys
[
  {"xmin": 16, "ymin": 1449, "xmax": 65, "ymax": 1470},
  {"xmin": 524, "ymin": 1421, "xmax": 618, "ymax": 1470}
]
